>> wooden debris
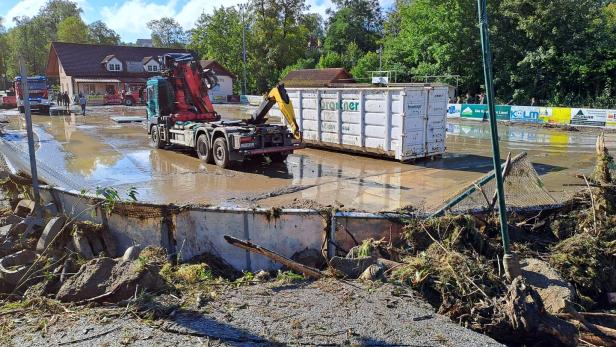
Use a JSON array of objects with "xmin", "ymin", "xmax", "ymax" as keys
[{"xmin": 224, "ymin": 235, "xmax": 324, "ymax": 279}]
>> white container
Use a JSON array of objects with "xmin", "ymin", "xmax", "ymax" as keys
[{"xmin": 275, "ymin": 85, "xmax": 449, "ymax": 161}]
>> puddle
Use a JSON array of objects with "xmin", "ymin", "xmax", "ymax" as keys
[{"xmin": 0, "ymin": 107, "xmax": 608, "ymax": 212}]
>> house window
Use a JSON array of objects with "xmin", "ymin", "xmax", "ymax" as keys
[
  {"xmin": 109, "ymin": 63, "xmax": 121, "ymax": 71},
  {"xmin": 147, "ymin": 65, "xmax": 158, "ymax": 72},
  {"xmin": 147, "ymin": 65, "xmax": 152, "ymax": 72}
]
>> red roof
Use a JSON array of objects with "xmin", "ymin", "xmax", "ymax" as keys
[
  {"xmin": 46, "ymin": 42, "xmax": 191, "ymax": 78},
  {"xmin": 200, "ymin": 60, "xmax": 236, "ymax": 80},
  {"xmin": 282, "ymin": 68, "xmax": 355, "ymax": 87}
]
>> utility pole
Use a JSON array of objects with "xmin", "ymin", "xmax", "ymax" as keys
[
  {"xmin": 377, "ymin": 46, "xmax": 382, "ymax": 71},
  {"xmin": 19, "ymin": 59, "xmax": 41, "ymax": 210},
  {"xmin": 239, "ymin": 3, "xmax": 248, "ymax": 96},
  {"xmin": 477, "ymin": 0, "xmax": 520, "ymax": 280}
]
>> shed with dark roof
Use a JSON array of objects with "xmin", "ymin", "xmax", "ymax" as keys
[{"xmin": 282, "ymin": 68, "xmax": 355, "ymax": 88}]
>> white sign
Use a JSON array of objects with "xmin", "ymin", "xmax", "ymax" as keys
[
  {"xmin": 447, "ymin": 103, "xmax": 461, "ymax": 118},
  {"xmin": 570, "ymin": 108, "xmax": 606, "ymax": 126},
  {"xmin": 510, "ymin": 106, "xmax": 540, "ymax": 122}
]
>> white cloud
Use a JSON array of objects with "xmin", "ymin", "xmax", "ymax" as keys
[
  {"xmin": 5, "ymin": 0, "xmax": 90, "ymax": 27},
  {"xmin": 5, "ymin": 0, "xmax": 47, "ymax": 25},
  {"xmin": 175, "ymin": 0, "xmax": 244, "ymax": 29},
  {"xmin": 100, "ymin": 0, "xmax": 178, "ymax": 40}
]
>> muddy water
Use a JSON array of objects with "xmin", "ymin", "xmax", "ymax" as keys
[{"xmin": 0, "ymin": 106, "xmax": 610, "ymax": 212}]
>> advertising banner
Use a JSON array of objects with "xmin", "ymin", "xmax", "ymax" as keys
[
  {"xmin": 447, "ymin": 103, "xmax": 461, "ymax": 118},
  {"xmin": 570, "ymin": 108, "xmax": 606, "ymax": 126},
  {"xmin": 606, "ymin": 110, "xmax": 616, "ymax": 128},
  {"xmin": 510, "ymin": 106, "xmax": 540, "ymax": 122},
  {"xmin": 460, "ymin": 104, "xmax": 510, "ymax": 120}
]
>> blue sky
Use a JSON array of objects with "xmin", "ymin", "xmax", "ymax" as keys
[{"xmin": 2, "ymin": 0, "xmax": 394, "ymax": 43}]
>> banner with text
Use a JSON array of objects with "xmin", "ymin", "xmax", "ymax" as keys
[
  {"xmin": 460, "ymin": 104, "xmax": 511, "ymax": 120},
  {"xmin": 510, "ymin": 106, "xmax": 540, "ymax": 122},
  {"xmin": 570, "ymin": 108, "xmax": 606, "ymax": 126}
]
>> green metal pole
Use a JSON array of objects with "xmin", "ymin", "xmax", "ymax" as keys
[{"xmin": 477, "ymin": 0, "xmax": 512, "ymax": 255}]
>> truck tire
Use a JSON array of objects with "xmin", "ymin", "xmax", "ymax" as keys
[
  {"xmin": 124, "ymin": 98, "xmax": 133, "ymax": 106},
  {"xmin": 151, "ymin": 125, "xmax": 165, "ymax": 149},
  {"xmin": 269, "ymin": 152, "xmax": 289, "ymax": 163},
  {"xmin": 212, "ymin": 137, "xmax": 230, "ymax": 169},
  {"xmin": 196, "ymin": 134, "xmax": 214, "ymax": 164}
]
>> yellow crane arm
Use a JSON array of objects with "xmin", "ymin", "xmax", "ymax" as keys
[
  {"xmin": 250, "ymin": 84, "xmax": 301, "ymax": 140},
  {"xmin": 267, "ymin": 85, "xmax": 301, "ymax": 140}
]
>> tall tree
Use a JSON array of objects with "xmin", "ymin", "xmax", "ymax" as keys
[
  {"xmin": 249, "ymin": 0, "xmax": 314, "ymax": 92},
  {"xmin": 189, "ymin": 7, "xmax": 243, "ymax": 92},
  {"xmin": 148, "ymin": 17, "xmax": 186, "ymax": 48},
  {"xmin": 381, "ymin": 0, "xmax": 482, "ymax": 93},
  {"xmin": 88, "ymin": 21, "xmax": 120, "ymax": 45},
  {"xmin": 323, "ymin": 0, "xmax": 383, "ymax": 54},
  {"xmin": 57, "ymin": 16, "xmax": 89, "ymax": 43},
  {"xmin": 0, "ymin": 17, "xmax": 8, "ymax": 88}
]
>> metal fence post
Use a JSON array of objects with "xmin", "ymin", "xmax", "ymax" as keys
[
  {"xmin": 19, "ymin": 59, "xmax": 41, "ymax": 211},
  {"xmin": 477, "ymin": 0, "xmax": 520, "ymax": 280}
]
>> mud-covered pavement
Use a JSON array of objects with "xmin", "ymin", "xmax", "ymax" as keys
[{"xmin": 0, "ymin": 105, "xmax": 609, "ymax": 212}]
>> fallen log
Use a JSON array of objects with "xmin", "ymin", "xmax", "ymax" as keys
[{"xmin": 223, "ymin": 235, "xmax": 324, "ymax": 279}]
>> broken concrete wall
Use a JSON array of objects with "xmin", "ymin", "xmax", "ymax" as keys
[
  {"xmin": 173, "ymin": 207, "xmax": 326, "ymax": 271},
  {"xmin": 37, "ymin": 186, "xmax": 331, "ymax": 272},
  {"xmin": 332, "ymin": 212, "xmax": 408, "ymax": 255}
]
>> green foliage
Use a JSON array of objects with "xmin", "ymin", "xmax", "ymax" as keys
[
  {"xmin": 275, "ymin": 270, "xmax": 304, "ymax": 283},
  {"xmin": 87, "ymin": 20, "xmax": 120, "ymax": 45},
  {"xmin": 324, "ymin": 0, "xmax": 383, "ymax": 54},
  {"xmin": 79, "ymin": 185, "xmax": 139, "ymax": 215},
  {"xmin": 189, "ymin": 7, "xmax": 243, "ymax": 93},
  {"xmin": 147, "ymin": 17, "xmax": 186, "ymax": 48},
  {"xmin": 1, "ymin": 0, "xmax": 82, "ymax": 78},
  {"xmin": 350, "ymin": 52, "xmax": 379, "ymax": 81},
  {"xmin": 56, "ymin": 16, "xmax": 89, "ymax": 43}
]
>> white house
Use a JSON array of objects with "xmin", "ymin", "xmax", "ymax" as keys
[{"xmin": 200, "ymin": 60, "xmax": 236, "ymax": 103}]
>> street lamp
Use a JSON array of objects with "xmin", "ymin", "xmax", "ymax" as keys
[{"xmin": 238, "ymin": 3, "xmax": 248, "ymax": 96}]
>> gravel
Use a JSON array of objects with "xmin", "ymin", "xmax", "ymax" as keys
[{"xmin": 7, "ymin": 279, "xmax": 502, "ymax": 346}]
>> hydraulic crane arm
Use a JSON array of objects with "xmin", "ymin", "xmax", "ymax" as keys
[{"xmin": 250, "ymin": 84, "xmax": 301, "ymax": 139}]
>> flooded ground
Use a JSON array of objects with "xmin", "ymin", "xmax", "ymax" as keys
[{"xmin": 0, "ymin": 105, "xmax": 609, "ymax": 212}]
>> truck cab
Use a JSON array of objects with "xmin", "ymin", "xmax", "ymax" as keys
[{"xmin": 15, "ymin": 76, "xmax": 50, "ymax": 114}]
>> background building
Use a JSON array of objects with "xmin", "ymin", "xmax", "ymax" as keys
[
  {"xmin": 200, "ymin": 60, "xmax": 236, "ymax": 103},
  {"xmin": 45, "ymin": 42, "xmax": 190, "ymax": 103}
]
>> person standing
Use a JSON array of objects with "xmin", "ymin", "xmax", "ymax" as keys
[
  {"xmin": 63, "ymin": 91, "xmax": 69, "ymax": 109},
  {"xmin": 79, "ymin": 93, "xmax": 87, "ymax": 116}
]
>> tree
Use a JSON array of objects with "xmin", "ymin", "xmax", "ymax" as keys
[
  {"xmin": 148, "ymin": 17, "xmax": 186, "ymax": 48},
  {"xmin": 248, "ymin": 0, "xmax": 315, "ymax": 93},
  {"xmin": 189, "ymin": 7, "xmax": 243, "ymax": 92},
  {"xmin": 57, "ymin": 16, "xmax": 89, "ymax": 43},
  {"xmin": 381, "ymin": 0, "xmax": 482, "ymax": 93},
  {"xmin": 323, "ymin": 0, "xmax": 383, "ymax": 54},
  {"xmin": 350, "ymin": 51, "xmax": 379, "ymax": 81},
  {"xmin": 88, "ymin": 21, "xmax": 120, "ymax": 45},
  {"xmin": 0, "ymin": 17, "xmax": 8, "ymax": 87}
]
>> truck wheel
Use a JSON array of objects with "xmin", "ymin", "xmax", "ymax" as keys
[
  {"xmin": 124, "ymin": 98, "xmax": 133, "ymax": 106},
  {"xmin": 196, "ymin": 134, "xmax": 214, "ymax": 164},
  {"xmin": 151, "ymin": 125, "xmax": 165, "ymax": 149},
  {"xmin": 269, "ymin": 152, "xmax": 289, "ymax": 163},
  {"xmin": 213, "ymin": 137, "xmax": 230, "ymax": 168}
]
